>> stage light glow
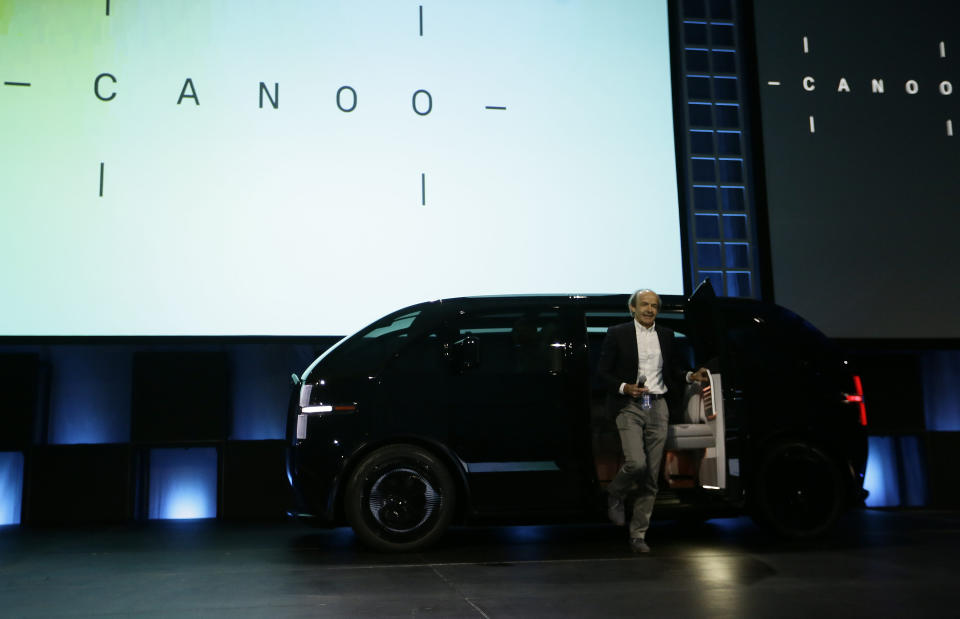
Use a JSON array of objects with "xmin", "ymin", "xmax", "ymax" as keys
[
  {"xmin": 230, "ymin": 344, "xmax": 312, "ymax": 440},
  {"xmin": 922, "ymin": 352, "xmax": 960, "ymax": 431},
  {"xmin": 897, "ymin": 436, "xmax": 928, "ymax": 507},
  {"xmin": 47, "ymin": 346, "xmax": 131, "ymax": 444},
  {"xmin": 148, "ymin": 448, "xmax": 218, "ymax": 520},
  {"xmin": 165, "ymin": 482, "xmax": 215, "ymax": 520},
  {"xmin": 687, "ymin": 553, "xmax": 744, "ymax": 616},
  {"xmin": 0, "ymin": 452, "xmax": 25, "ymax": 525},
  {"xmin": 864, "ymin": 437, "xmax": 899, "ymax": 507},
  {"xmin": 502, "ymin": 525, "xmax": 551, "ymax": 543}
]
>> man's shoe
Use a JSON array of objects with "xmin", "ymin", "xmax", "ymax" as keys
[
  {"xmin": 630, "ymin": 538, "xmax": 650, "ymax": 554},
  {"xmin": 607, "ymin": 495, "xmax": 625, "ymax": 527}
]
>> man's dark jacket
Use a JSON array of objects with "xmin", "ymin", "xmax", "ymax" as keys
[{"xmin": 596, "ymin": 321, "xmax": 687, "ymax": 419}]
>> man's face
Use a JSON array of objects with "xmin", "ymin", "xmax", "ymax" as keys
[{"xmin": 632, "ymin": 291, "xmax": 659, "ymax": 328}]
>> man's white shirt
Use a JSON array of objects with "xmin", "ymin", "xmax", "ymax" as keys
[
  {"xmin": 617, "ymin": 320, "xmax": 695, "ymax": 396},
  {"xmin": 618, "ymin": 320, "xmax": 666, "ymax": 395}
]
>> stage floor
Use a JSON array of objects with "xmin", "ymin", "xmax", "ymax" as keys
[{"xmin": 1, "ymin": 509, "xmax": 957, "ymax": 617}]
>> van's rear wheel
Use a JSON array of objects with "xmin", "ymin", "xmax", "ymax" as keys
[
  {"xmin": 344, "ymin": 444, "xmax": 455, "ymax": 552},
  {"xmin": 752, "ymin": 441, "xmax": 844, "ymax": 539}
]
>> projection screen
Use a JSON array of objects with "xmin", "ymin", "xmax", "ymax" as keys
[
  {"xmin": 1, "ymin": 0, "xmax": 683, "ymax": 336},
  {"xmin": 752, "ymin": 0, "xmax": 960, "ymax": 339}
]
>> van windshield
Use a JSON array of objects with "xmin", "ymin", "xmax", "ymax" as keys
[{"xmin": 302, "ymin": 310, "xmax": 424, "ymax": 380}]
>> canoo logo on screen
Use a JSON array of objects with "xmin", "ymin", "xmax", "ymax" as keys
[{"xmin": 1, "ymin": 0, "xmax": 683, "ymax": 336}]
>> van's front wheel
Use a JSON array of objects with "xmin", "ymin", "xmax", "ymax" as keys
[
  {"xmin": 344, "ymin": 444, "xmax": 456, "ymax": 552},
  {"xmin": 752, "ymin": 440, "xmax": 844, "ymax": 539}
]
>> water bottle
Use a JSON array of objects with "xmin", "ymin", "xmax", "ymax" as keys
[{"xmin": 637, "ymin": 374, "xmax": 651, "ymax": 410}]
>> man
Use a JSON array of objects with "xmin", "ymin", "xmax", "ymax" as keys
[{"xmin": 596, "ymin": 289, "xmax": 709, "ymax": 553}]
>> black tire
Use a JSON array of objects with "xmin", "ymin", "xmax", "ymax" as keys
[
  {"xmin": 751, "ymin": 440, "xmax": 844, "ymax": 539},
  {"xmin": 344, "ymin": 444, "xmax": 456, "ymax": 552}
]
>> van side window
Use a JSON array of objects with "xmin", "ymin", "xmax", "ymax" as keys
[
  {"xmin": 363, "ymin": 311, "xmax": 420, "ymax": 339},
  {"xmin": 584, "ymin": 311, "xmax": 631, "ymax": 389},
  {"xmin": 397, "ymin": 332, "xmax": 445, "ymax": 372},
  {"xmin": 457, "ymin": 311, "xmax": 563, "ymax": 374}
]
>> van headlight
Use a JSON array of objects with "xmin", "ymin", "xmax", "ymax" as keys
[{"xmin": 296, "ymin": 382, "xmax": 357, "ymax": 439}]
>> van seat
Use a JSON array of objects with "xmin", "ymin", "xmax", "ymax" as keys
[
  {"xmin": 665, "ymin": 382, "xmax": 715, "ymax": 450},
  {"xmin": 662, "ymin": 380, "xmax": 716, "ymax": 488},
  {"xmin": 664, "ymin": 423, "xmax": 714, "ymax": 450}
]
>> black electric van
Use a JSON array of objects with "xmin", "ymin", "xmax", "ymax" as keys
[{"xmin": 286, "ymin": 283, "xmax": 868, "ymax": 551}]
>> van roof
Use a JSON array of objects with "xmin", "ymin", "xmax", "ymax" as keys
[{"xmin": 429, "ymin": 293, "xmax": 688, "ymax": 312}]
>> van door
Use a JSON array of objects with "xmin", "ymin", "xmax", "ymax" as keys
[
  {"xmin": 684, "ymin": 281, "xmax": 744, "ymax": 500},
  {"xmin": 446, "ymin": 306, "xmax": 589, "ymax": 514},
  {"xmin": 374, "ymin": 328, "xmax": 450, "ymax": 441}
]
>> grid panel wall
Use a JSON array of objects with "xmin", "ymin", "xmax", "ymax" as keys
[{"xmin": 678, "ymin": 0, "xmax": 761, "ymax": 298}]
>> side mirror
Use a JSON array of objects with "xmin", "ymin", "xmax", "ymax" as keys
[{"xmin": 290, "ymin": 373, "xmax": 301, "ymax": 386}]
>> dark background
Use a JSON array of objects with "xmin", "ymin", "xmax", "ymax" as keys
[
  {"xmin": 747, "ymin": 0, "xmax": 960, "ymax": 508},
  {"xmin": 752, "ymin": 0, "xmax": 960, "ymax": 339}
]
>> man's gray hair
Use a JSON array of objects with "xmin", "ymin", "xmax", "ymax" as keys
[{"xmin": 628, "ymin": 289, "xmax": 661, "ymax": 314}]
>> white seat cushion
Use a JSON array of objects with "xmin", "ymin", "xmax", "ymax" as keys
[{"xmin": 665, "ymin": 423, "xmax": 714, "ymax": 450}]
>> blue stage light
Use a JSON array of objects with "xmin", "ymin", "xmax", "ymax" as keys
[
  {"xmin": 0, "ymin": 452, "xmax": 25, "ymax": 525},
  {"xmin": 502, "ymin": 525, "xmax": 551, "ymax": 543},
  {"xmin": 47, "ymin": 346, "xmax": 131, "ymax": 444},
  {"xmin": 897, "ymin": 436, "xmax": 928, "ymax": 507},
  {"xmin": 864, "ymin": 436, "xmax": 900, "ymax": 507},
  {"xmin": 148, "ymin": 448, "xmax": 218, "ymax": 520},
  {"xmin": 231, "ymin": 344, "xmax": 316, "ymax": 440},
  {"xmin": 923, "ymin": 352, "xmax": 960, "ymax": 431}
]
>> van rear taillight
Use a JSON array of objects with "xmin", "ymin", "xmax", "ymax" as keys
[{"xmin": 843, "ymin": 375, "xmax": 867, "ymax": 426}]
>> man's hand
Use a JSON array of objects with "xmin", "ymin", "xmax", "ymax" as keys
[
  {"xmin": 624, "ymin": 383, "xmax": 648, "ymax": 398},
  {"xmin": 690, "ymin": 368, "xmax": 710, "ymax": 384}
]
